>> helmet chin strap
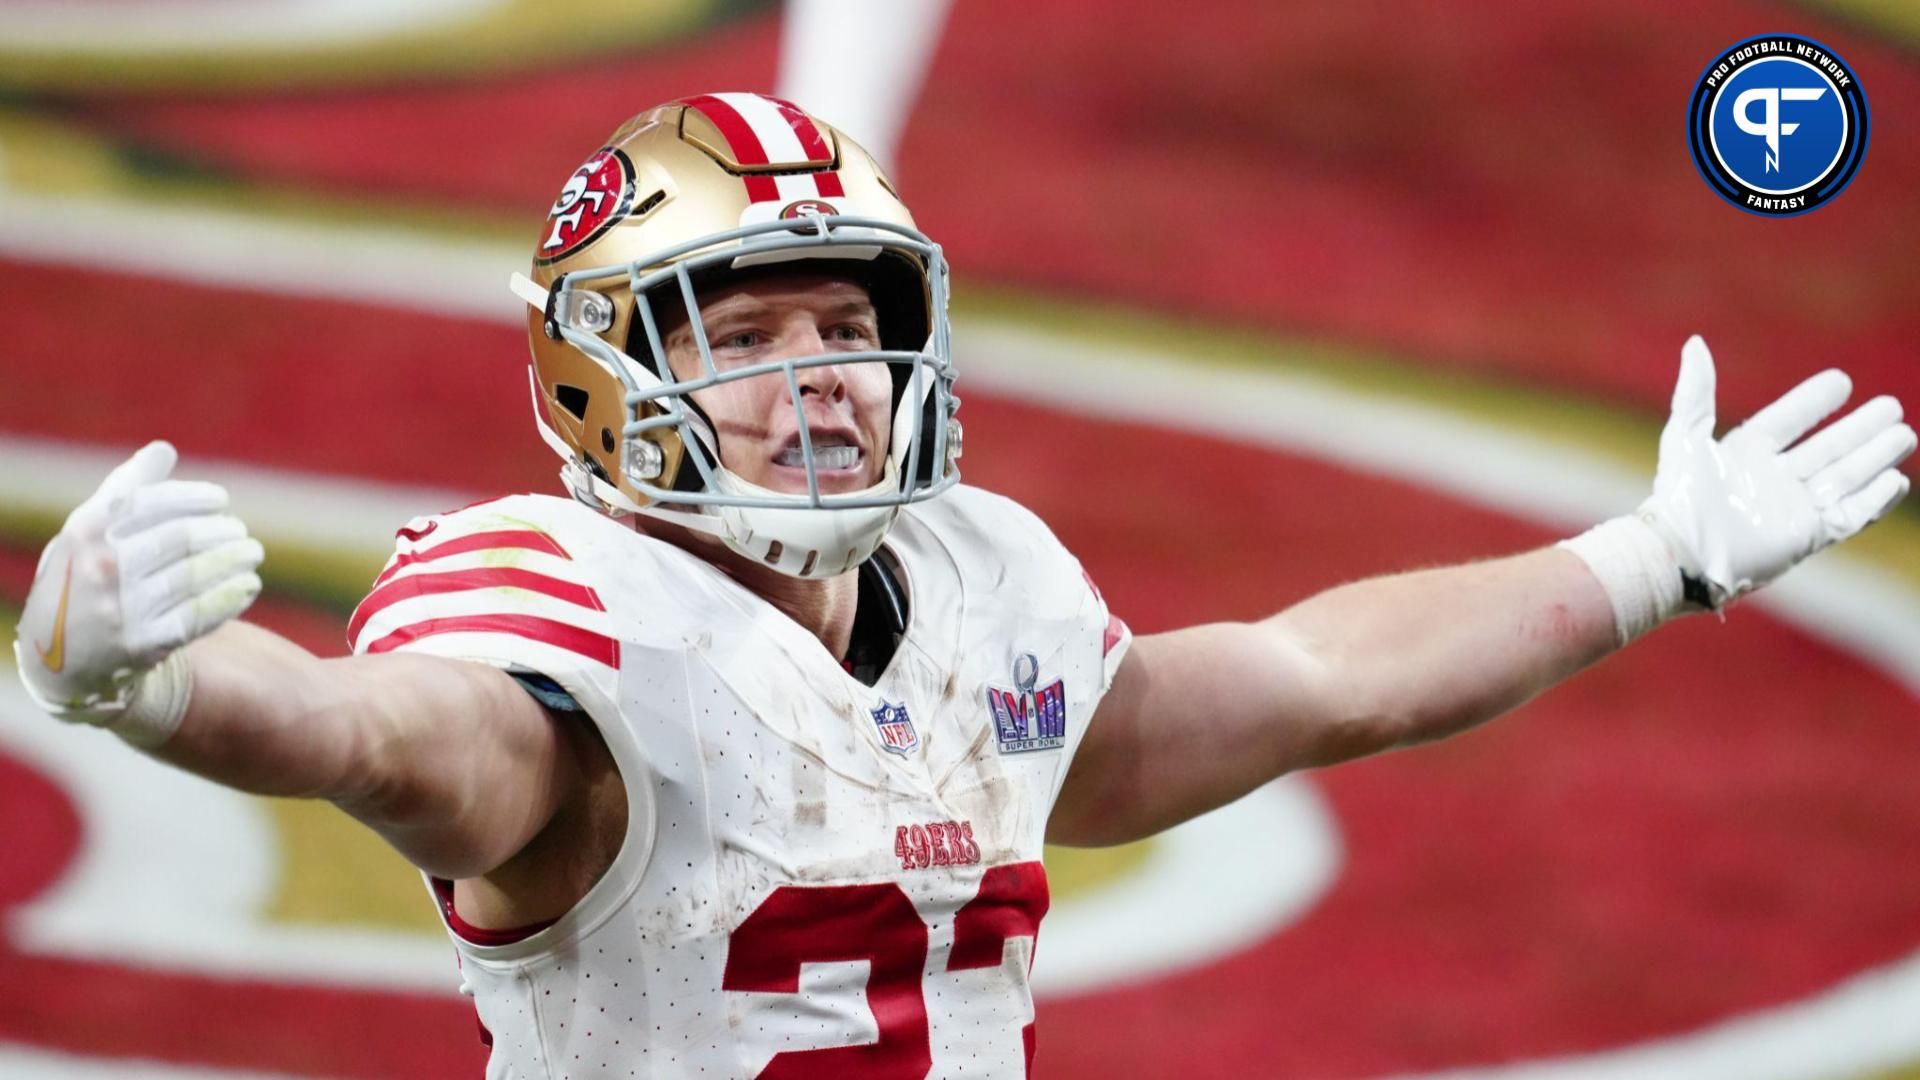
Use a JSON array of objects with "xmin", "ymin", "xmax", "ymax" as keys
[
  {"xmin": 640, "ymin": 382, "xmax": 904, "ymax": 578},
  {"xmin": 577, "ymin": 461, "xmax": 901, "ymax": 580},
  {"xmin": 609, "ymin": 480, "xmax": 901, "ymax": 580},
  {"xmin": 700, "ymin": 460, "xmax": 902, "ymax": 578}
]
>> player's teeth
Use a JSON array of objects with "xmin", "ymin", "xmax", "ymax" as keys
[{"xmin": 777, "ymin": 445, "xmax": 860, "ymax": 469}]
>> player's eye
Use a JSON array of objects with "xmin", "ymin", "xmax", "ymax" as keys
[
  {"xmin": 714, "ymin": 330, "xmax": 762, "ymax": 351},
  {"xmin": 827, "ymin": 323, "xmax": 876, "ymax": 346}
]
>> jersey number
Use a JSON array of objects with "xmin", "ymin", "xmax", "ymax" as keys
[{"xmin": 721, "ymin": 861, "xmax": 1049, "ymax": 1079}]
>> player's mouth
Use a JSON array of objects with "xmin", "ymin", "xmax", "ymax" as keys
[
  {"xmin": 775, "ymin": 442, "xmax": 861, "ymax": 470},
  {"xmin": 770, "ymin": 428, "xmax": 868, "ymax": 483}
]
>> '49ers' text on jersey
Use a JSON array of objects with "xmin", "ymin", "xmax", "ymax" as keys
[{"xmin": 346, "ymin": 485, "xmax": 1130, "ymax": 1079}]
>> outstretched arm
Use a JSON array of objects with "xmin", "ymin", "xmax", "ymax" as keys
[
  {"xmin": 12, "ymin": 442, "xmax": 582, "ymax": 880},
  {"xmin": 1050, "ymin": 337, "xmax": 1914, "ymax": 846},
  {"xmin": 169, "ymin": 621, "xmax": 579, "ymax": 879},
  {"xmin": 1051, "ymin": 546, "xmax": 1613, "ymax": 846}
]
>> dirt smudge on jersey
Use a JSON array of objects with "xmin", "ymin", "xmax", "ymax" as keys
[
  {"xmin": 791, "ymin": 750, "xmax": 828, "ymax": 828},
  {"xmin": 938, "ymin": 742, "xmax": 1022, "ymax": 864}
]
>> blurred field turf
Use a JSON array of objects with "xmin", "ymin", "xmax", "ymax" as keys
[
  {"xmin": 1809, "ymin": 0, "xmax": 1920, "ymax": 41},
  {"xmin": 0, "ymin": 0, "xmax": 726, "ymax": 91},
  {"xmin": 34, "ymin": 0, "xmax": 1916, "ymax": 447}
]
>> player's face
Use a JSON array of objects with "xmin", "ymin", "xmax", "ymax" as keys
[{"xmin": 660, "ymin": 273, "xmax": 892, "ymax": 496}]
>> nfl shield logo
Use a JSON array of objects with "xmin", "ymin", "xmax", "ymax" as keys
[{"xmin": 871, "ymin": 700, "xmax": 919, "ymax": 756}]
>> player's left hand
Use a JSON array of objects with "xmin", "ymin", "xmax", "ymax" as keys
[{"xmin": 1639, "ymin": 335, "xmax": 1915, "ymax": 610}]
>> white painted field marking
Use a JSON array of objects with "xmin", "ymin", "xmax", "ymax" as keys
[
  {"xmin": 0, "ymin": 0, "xmax": 507, "ymax": 52},
  {"xmin": 0, "ymin": 1041, "xmax": 305, "ymax": 1080}
]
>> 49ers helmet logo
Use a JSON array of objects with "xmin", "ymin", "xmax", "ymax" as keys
[
  {"xmin": 537, "ymin": 147, "xmax": 637, "ymax": 264},
  {"xmin": 779, "ymin": 199, "xmax": 838, "ymax": 219}
]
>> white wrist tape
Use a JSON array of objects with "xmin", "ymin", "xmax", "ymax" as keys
[
  {"xmin": 1556, "ymin": 514, "xmax": 1688, "ymax": 647},
  {"xmin": 106, "ymin": 649, "xmax": 194, "ymax": 749}
]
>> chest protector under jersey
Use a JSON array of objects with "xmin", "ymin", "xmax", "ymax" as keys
[{"xmin": 347, "ymin": 485, "xmax": 1130, "ymax": 1080}]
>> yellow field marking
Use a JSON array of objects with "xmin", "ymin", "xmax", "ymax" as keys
[
  {"xmin": 0, "ymin": 0, "xmax": 719, "ymax": 93},
  {"xmin": 1043, "ymin": 841, "xmax": 1153, "ymax": 897},
  {"xmin": 0, "ymin": 601, "xmax": 19, "ymax": 659},
  {"xmin": 248, "ymin": 539, "xmax": 389, "ymax": 616},
  {"xmin": 1802, "ymin": 0, "xmax": 1920, "ymax": 44},
  {"xmin": 262, "ymin": 798, "xmax": 443, "ymax": 932},
  {"xmin": 0, "ymin": 112, "xmax": 132, "ymax": 193},
  {"xmin": 0, "ymin": 509, "xmax": 67, "ymax": 555},
  {"xmin": 0, "ymin": 107, "xmax": 531, "ymax": 250}
]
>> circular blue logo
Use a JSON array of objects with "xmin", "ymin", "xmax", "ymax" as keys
[{"xmin": 1688, "ymin": 34, "xmax": 1869, "ymax": 216}]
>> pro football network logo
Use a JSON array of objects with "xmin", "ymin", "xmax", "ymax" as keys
[
  {"xmin": 871, "ymin": 700, "xmax": 919, "ymax": 756},
  {"xmin": 987, "ymin": 653, "xmax": 1066, "ymax": 754},
  {"xmin": 1687, "ymin": 34, "xmax": 1869, "ymax": 217},
  {"xmin": 537, "ymin": 147, "xmax": 637, "ymax": 263}
]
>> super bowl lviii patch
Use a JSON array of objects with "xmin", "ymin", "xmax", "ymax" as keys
[{"xmin": 987, "ymin": 653, "xmax": 1066, "ymax": 754}]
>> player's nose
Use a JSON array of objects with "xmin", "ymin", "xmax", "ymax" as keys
[{"xmin": 787, "ymin": 330, "xmax": 848, "ymax": 401}]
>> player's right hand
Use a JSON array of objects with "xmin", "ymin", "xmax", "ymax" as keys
[{"xmin": 13, "ymin": 441, "xmax": 264, "ymax": 729}]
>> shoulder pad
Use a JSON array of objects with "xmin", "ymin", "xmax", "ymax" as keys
[
  {"xmin": 347, "ymin": 495, "xmax": 625, "ymax": 691},
  {"xmin": 906, "ymin": 485, "xmax": 1130, "ymax": 673},
  {"xmin": 907, "ymin": 485, "xmax": 1087, "ymax": 605}
]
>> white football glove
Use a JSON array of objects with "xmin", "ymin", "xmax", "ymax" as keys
[
  {"xmin": 12, "ymin": 441, "xmax": 264, "ymax": 745},
  {"xmin": 1641, "ymin": 335, "xmax": 1914, "ymax": 610}
]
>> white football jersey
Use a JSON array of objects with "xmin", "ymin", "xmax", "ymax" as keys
[{"xmin": 347, "ymin": 486, "xmax": 1130, "ymax": 1079}]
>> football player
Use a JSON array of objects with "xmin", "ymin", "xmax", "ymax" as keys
[{"xmin": 13, "ymin": 94, "xmax": 1914, "ymax": 1078}]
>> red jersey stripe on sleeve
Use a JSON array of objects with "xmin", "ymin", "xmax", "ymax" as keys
[
  {"xmin": 1081, "ymin": 568, "xmax": 1126, "ymax": 656},
  {"xmin": 364, "ymin": 614, "xmax": 620, "ymax": 667},
  {"xmin": 372, "ymin": 529, "xmax": 572, "ymax": 588},
  {"xmin": 347, "ymin": 567, "xmax": 606, "ymax": 644}
]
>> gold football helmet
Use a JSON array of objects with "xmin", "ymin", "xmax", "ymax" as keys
[{"xmin": 512, "ymin": 93, "xmax": 959, "ymax": 578}]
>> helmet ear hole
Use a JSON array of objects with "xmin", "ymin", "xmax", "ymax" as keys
[
  {"xmin": 633, "ymin": 189, "xmax": 667, "ymax": 218},
  {"xmin": 601, "ymin": 428, "xmax": 617, "ymax": 453},
  {"xmin": 555, "ymin": 384, "xmax": 590, "ymax": 421}
]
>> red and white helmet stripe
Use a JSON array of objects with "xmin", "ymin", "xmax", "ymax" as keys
[{"xmin": 680, "ymin": 92, "xmax": 846, "ymax": 203}]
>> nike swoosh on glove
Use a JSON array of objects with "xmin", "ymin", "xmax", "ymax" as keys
[
  {"xmin": 1640, "ymin": 335, "xmax": 1915, "ymax": 610},
  {"xmin": 13, "ymin": 441, "xmax": 264, "ymax": 742}
]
